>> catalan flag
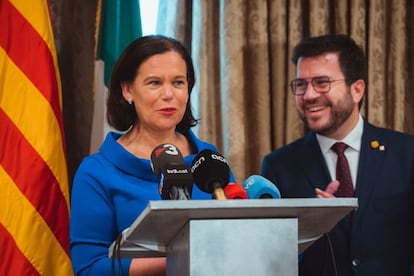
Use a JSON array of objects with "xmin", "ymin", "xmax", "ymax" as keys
[{"xmin": 0, "ymin": 0, "xmax": 73, "ymax": 275}]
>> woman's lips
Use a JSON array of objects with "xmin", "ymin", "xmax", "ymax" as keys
[{"xmin": 159, "ymin": 107, "xmax": 176, "ymax": 115}]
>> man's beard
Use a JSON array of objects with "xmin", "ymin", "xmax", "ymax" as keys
[{"xmin": 300, "ymin": 88, "xmax": 354, "ymax": 136}]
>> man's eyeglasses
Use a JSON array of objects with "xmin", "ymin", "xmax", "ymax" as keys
[{"xmin": 289, "ymin": 76, "xmax": 345, "ymax": 95}]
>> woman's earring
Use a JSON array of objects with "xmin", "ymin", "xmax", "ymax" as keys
[{"xmin": 127, "ymin": 99, "xmax": 133, "ymax": 105}]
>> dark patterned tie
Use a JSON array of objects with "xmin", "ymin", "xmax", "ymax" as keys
[{"xmin": 332, "ymin": 142, "xmax": 354, "ymax": 197}]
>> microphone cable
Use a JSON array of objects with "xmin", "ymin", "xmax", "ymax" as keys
[
  {"xmin": 111, "ymin": 233, "xmax": 123, "ymax": 276},
  {"xmin": 325, "ymin": 233, "xmax": 338, "ymax": 276}
]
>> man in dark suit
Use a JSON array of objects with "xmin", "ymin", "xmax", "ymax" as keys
[{"xmin": 261, "ymin": 34, "xmax": 414, "ymax": 276}]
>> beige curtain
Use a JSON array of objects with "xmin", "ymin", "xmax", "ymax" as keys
[
  {"xmin": 157, "ymin": 0, "xmax": 414, "ymax": 183},
  {"xmin": 50, "ymin": 0, "xmax": 414, "ymax": 184},
  {"xmin": 50, "ymin": 0, "xmax": 99, "ymax": 184}
]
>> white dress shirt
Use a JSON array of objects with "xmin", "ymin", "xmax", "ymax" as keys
[{"xmin": 316, "ymin": 115, "xmax": 363, "ymax": 189}]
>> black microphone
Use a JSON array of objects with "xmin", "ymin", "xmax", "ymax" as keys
[
  {"xmin": 150, "ymin": 143, "xmax": 193, "ymax": 200},
  {"xmin": 191, "ymin": 149, "xmax": 230, "ymax": 200},
  {"xmin": 242, "ymin": 175, "xmax": 281, "ymax": 199}
]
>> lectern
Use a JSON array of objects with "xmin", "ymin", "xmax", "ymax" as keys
[{"xmin": 109, "ymin": 198, "xmax": 357, "ymax": 276}]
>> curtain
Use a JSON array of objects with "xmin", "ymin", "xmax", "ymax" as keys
[
  {"xmin": 50, "ymin": 0, "xmax": 98, "ymax": 184},
  {"xmin": 156, "ymin": 0, "xmax": 414, "ymax": 183},
  {"xmin": 49, "ymin": 0, "xmax": 414, "ymax": 184}
]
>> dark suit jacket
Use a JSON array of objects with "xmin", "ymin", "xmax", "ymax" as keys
[{"xmin": 261, "ymin": 120, "xmax": 414, "ymax": 276}]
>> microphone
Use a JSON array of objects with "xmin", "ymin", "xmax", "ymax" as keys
[
  {"xmin": 242, "ymin": 175, "xmax": 281, "ymax": 199},
  {"xmin": 191, "ymin": 149, "xmax": 230, "ymax": 200},
  {"xmin": 224, "ymin": 183, "xmax": 248, "ymax": 199},
  {"xmin": 150, "ymin": 143, "xmax": 193, "ymax": 200}
]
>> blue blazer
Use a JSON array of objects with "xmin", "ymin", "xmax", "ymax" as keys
[{"xmin": 261, "ymin": 120, "xmax": 414, "ymax": 276}]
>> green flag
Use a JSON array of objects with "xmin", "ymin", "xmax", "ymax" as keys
[
  {"xmin": 91, "ymin": 0, "xmax": 142, "ymax": 153},
  {"xmin": 97, "ymin": 0, "xmax": 142, "ymax": 86}
]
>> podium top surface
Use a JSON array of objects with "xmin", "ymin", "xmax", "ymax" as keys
[{"xmin": 113, "ymin": 198, "xmax": 357, "ymax": 257}]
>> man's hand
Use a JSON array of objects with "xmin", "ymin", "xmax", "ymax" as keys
[{"xmin": 315, "ymin": 180, "xmax": 340, "ymax": 198}]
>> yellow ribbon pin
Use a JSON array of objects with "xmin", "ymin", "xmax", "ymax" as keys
[{"xmin": 371, "ymin": 140, "xmax": 385, "ymax": 151}]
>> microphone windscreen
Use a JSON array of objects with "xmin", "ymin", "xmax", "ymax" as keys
[
  {"xmin": 224, "ymin": 183, "xmax": 248, "ymax": 199},
  {"xmin": 191, "ymin": 149, "xmax": 230, "ymax": 193},
  {"xmin": 150, "ymin": 143, "xmax": 193, "ymax": 200},
  {"xmin": 242, "ymin": 175, "xmax": 281, "ymax": 199},
  {"xmin": 150, "ymin": 143, "xmax": 185, "ymax": 176}
]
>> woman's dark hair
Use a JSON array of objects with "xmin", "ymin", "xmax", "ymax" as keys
[{"xmin": 106, "ymin": 35, "xmax": 198, "ymax": 132}]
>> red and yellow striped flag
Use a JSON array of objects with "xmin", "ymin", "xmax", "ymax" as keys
[{"xmin": 0, "ymin": 0, "xmax": 73, "ymax": 275}]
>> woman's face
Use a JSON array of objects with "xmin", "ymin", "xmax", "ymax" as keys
[{"xmin": 122, "ymin": 51, "xmax": 189, "ymax": 133}]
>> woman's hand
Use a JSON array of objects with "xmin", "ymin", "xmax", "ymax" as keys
[{"xmin": 129, "ymin": 257, "xmax": 166, "ymax": 276}]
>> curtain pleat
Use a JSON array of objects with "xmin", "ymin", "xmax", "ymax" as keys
[
  {"xmin": 50, "ymin": 0, "xmax": 414, "ymax": 184},
  {"xmin": 154, "ymin": 0, "xmax": 414, "ymax": 182}
]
